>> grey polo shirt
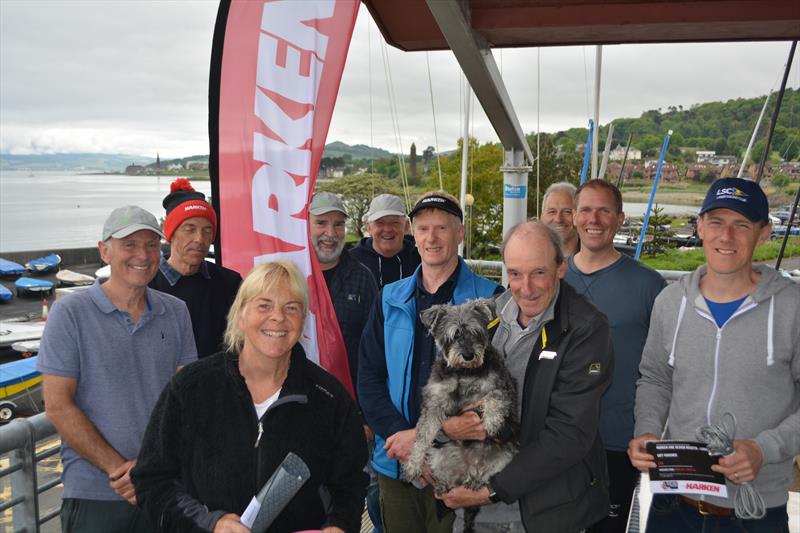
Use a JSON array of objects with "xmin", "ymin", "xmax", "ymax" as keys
[{"xmin": 37, "ymin": 281, "xmax": 197, "ymax": 500}]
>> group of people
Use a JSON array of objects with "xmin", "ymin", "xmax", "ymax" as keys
[{"xmin": 35, "ymin": 175, "xmax": 798, "ymax": 533}]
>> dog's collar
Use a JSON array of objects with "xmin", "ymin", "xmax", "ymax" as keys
[{"xmin": 487, "ymin": 317, "xmax": 499, "ymax": 330}]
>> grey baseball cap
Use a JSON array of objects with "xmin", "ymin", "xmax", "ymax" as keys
[
  {"xmin": 309, "ymin": 192, "xmax": 347, "ymax": 217},
  {"xmin": 366, "ymin": 194, "xmax": 406, "ymax": 223},
  {"xmin": 102, "ymin": 205, "xmax": 165, "ymax": 241}
]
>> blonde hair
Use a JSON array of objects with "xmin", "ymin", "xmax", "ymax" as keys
[{"xmin": 224, "ymin": 261, "xmax": 309, "ymax": 353}]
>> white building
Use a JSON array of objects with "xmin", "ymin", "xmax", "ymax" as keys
[{"xmin": 609, "ymin": 144, "xmax": 642, "ymax": 161}]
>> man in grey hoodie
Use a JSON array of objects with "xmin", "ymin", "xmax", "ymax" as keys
[{"xmin": 629, "ymin": 177, "xmax": 800, "ymax": 532}]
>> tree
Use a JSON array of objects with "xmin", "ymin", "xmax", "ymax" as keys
[
  {"xmin": 317, "ymin": 173, "xmax": 403, "ymax": 237},
  {"xmin": 772, "ymin": 174, "xmax": 789, "ymax": 191},
  {"xmin": 646, "ymin": 204, "xmax": 674, "ymax": 256}
]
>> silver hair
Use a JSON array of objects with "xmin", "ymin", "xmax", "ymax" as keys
[
  {"xmin": 542, "ymin": 181, "xmax": 577, "ymax": 209},
  {"xmin": 500, "ymin": 220, "xmax": 565, "ymax": 265}
]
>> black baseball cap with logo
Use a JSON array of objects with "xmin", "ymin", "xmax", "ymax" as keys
[
  {"xmin": 699, "ymin": 177, "xmax": 769, "ymax": 223},
  {"xmin": 408, "ymin": 194, "xmax": 463, "ymax": 222}
]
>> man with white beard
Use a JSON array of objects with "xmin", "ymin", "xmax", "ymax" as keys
[{"xmin": 308, "ymin": 192, "xmax": 378, "ymax": 397}]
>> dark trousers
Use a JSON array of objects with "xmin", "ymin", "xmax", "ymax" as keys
[
  {"xmin": 61, "ymin": 498, "xmax": 152, "ymax": 533},
  {"xmin": 645, "ymin": 494, "xmax": 789, "ymax": 533},
  {"xmin": 587, "ymin": 450, "xmax": 640, "ymax": 533},
  {"xmin": 377, "ymin": 472, "xmax": 455, "ymax": 533}
]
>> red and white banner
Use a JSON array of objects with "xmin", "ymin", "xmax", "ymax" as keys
[{"xmin": 209, "ymin": 0, "xmax": 359, "ymax": 396}]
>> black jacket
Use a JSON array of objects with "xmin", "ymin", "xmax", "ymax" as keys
[
  {"xmin": 326, "ymin": 248, "xmax": 377, "ymax": 393},
  {"xmin": 491, "ymin": 281, "xmax": 613, "ymax": 533},
  {"xmin": 349, "ymin": 235, "xmax": 420, "ymax": 289},
  {"xmin": 132, "ymin": 345, "xmax": 368, "ymax": 533},
  {"xmin": 149, "ymin": 260, "xmax": 242, "ymax": 358}
]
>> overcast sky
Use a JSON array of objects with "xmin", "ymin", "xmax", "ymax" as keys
[{"xmin": 1, "ymin": 1, "xmax": 797, "ymax": 158}]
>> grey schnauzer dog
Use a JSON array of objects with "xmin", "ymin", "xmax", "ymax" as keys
[{"xmin": 404, "ymin": 299, "xmax": 518, "ymax": 530}]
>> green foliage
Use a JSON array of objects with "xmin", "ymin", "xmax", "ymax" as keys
[
  {"xmin": 317, "ymin": 173, "xmax": 403, "ymax": 238},
  {"xmin": 551, "ymin": 89, "xmax": 800, "ymax": 161},
  {"xmin": 640, "ymin": 237, "xmax": 800, "ymax": 271},
  {"xmin": 772, "ymin": 174, "xmax": 790, "ymax": 190},
  {"xmin": 645, "ymin": 204, "xmax": 674, "ymax": 256}
]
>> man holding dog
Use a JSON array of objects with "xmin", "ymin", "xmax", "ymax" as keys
[
  {"xmin": 358, "ymin": 191, "xmax": 501, "ymax": 533},
  {"xmin": 438, "ymin": 221, "xmax": 614, "ymax": 533},
  {"xmin": 629, "ymin": 178, "xmax": 800, "ymax": 532}
]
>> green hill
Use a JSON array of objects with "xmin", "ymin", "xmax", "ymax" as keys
[
  {"xmin": 553, "ymin": 88, "xmax": 800, "ymax": 162},
  {"xmin": 323, "ymin": 141, "xmax": 393, "ymax": 159}
]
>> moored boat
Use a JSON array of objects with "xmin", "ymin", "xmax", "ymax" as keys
[
  {"xmin": 15, "ymin": 277, "xmax": 54, "ymax": 298},
  {"xmin": 0, "ymin": 356, "xmax": 44, "ymax": 422},
  {"xmin": 25, "ymin": 253, "xmax": 61, "ymax": 275},
  {"xmin": 0, "ymin": 258, "xmax": 26, "ymax": 278},
  {"xmin": 56, "ymin": 269, "xmax": 95, "ymax": 287},
  {"xmin": 0, "ymin": 284, "xmax": 13, "ymax": 302},
  {"xmin": 0, "ymin": 320, "xmax": 46, "ymax": 348}
]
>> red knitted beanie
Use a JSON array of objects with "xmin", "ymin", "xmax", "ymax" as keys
[{"xmin": 162, "ymin": 178, "xmax": 218, "ymax": 242}]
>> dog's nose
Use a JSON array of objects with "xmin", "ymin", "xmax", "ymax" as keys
[{"xmin": 463, "ymin": 353, "xmax": 474, "ymax": 361}]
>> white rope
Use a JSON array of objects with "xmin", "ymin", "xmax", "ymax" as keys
[
  {"xmin": 367, "ymin": 17, "xmax": 374, "ymax": 175},
  {"xmin": 536, "ymin": 48, "xmax": 541, "ymax": 218},
  {"xmin": 426, "ymin": 51, "xmax": 444, "ymax": 191},
  {"xmin": 696, "ymin": 413, "xmax": 766, "ymax": 520},
  {"xmin": 379, "ymin": 38, "xmax": 411, "ymax": 208}
]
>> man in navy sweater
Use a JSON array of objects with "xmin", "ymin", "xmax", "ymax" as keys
[{"xmin": 149, "ymin": 178, "xmax": 241, "ymax": 358}]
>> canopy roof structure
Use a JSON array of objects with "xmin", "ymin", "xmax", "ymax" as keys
[
  {"xmin": 361, "ymin": 0, "xmax": 799, "ymax": 272},
  {"xmin": 363, "ymin": 0, "xmax": 800, "ymax": 52}
]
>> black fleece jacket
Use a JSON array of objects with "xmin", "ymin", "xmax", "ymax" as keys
[
  {"xmin": 132, "ymin": 345, "xmax": 368, "ymax": 533},
  {"xmin": 349, "ymin": 235, "xmax": 420, "ymax": 289}
]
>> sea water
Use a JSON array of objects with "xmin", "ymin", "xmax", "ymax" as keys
[{"xmin": 0, "ymin": 171, "xmax": 212, "ymax": 252}]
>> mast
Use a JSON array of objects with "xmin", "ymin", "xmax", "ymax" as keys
[
  {"xmin": 591, "ymin": 46, "xmax": 602, "ymax": 180},
  {"xmin": 598, "ymin": 123, "xmax": 614, "ymax": 181},
  {"xmin": 738, "ymin": 91, "xmax": 772, "ymax": 178},
  {"xmin": 756, "ymin": 41, "xmax": 797, "ymax": 184},
  {"xmin": 616, "ymin": 133, "xmax": 634, "ymax": 188},
  {"xmin": 459, "ymin": 78, "xmax": 470, "ymax": 256}
]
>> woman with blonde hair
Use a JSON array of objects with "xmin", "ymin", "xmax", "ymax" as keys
[{"xmin": 133, "ymin": 261, "xmax": 368, "ymax": 533}]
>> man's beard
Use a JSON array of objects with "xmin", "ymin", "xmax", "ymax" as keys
[{"xmin": 313, "ymin": 236, "xmax": 345, "ymax": 264}]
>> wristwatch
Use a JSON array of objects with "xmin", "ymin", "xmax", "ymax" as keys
[{"xmin": 487, "ymin": 480, "xmax": 501, "ymax": 504}]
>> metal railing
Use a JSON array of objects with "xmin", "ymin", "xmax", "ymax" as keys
[
  {"xmin": 0, "ymin": 413, "xmax": 61, "ymax": 533},
  {"xmin": 464, "ymin": 259, "xmax": 800, "ymax": 283}
]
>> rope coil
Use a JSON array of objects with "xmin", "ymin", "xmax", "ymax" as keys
[{"xmin": 695, "ymin": 413, "xmax": 766, "ymax": 520}]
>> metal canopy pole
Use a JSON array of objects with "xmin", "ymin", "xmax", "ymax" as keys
[{"xmin": 425, "ymin": 0, "xmax": 533, "ymax": 264}]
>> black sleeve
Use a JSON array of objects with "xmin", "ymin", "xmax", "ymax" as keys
[
  {"xmin": 133, "ymin": 380, "xmax": 226, "ymax": 533},
  {"xmin": 321, "ymin": 391, "xmax": 369, "ymax": 532}
]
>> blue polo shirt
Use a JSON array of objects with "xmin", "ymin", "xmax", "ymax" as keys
[{"xmin": 37, "ymin": 281, "xmax": 197, "ymax": 500}]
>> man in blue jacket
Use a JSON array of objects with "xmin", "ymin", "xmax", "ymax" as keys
[{"xmin": 358, "ymin": 191, "xmax": 501, "ymax": 533}]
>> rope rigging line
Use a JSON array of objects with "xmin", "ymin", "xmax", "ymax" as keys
[
  {"xmin": 379, "ymin": 37, "xmax": 411, "ymax": 209},
  {"xmin": 426, "ymin": 52, "xmax": 444, "ymax": 191},
  {"xmin": 367, "ymin": 16, "xmax": 374, "ymax": 175}
]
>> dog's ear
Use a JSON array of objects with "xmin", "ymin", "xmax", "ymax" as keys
[
  {"xmin": 472, "ymin": 298, "xmax": 498, "ymax": 327},
  {"xmin": 420, "ymin": 304, "xmax": 447, "ymax": 336}
]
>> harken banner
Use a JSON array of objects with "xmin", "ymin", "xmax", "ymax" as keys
[{"xmin": 209, "ymin": 0, "xmax": 359, "ymax": 396}]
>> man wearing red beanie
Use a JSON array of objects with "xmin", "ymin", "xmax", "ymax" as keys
[{"xmin": 149, "ymin": 178, "xmax": 242, "ymax": 358}]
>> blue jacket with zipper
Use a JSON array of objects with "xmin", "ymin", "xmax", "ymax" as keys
[{"xmin": 357, "ymin": 257, "xmax": 499, "ymax": 479}]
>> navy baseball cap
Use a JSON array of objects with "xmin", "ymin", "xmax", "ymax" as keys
[
  {"xmin": 408, "ymin": 194, "xmax": 463, "ymax": 222},
  {"xmin": 699, "ymin": 177, "xmax": 769, "ymax": 223}
]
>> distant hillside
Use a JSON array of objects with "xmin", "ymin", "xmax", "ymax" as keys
[
  {"xmin": 144, "ymin": 154, "xmax": 208, "ymax": 169},
  {"xmin": 553, "ymin": 88, "xmax": 800, "ymax": 161},
  {"xmin": 0, "ymin": 153, "xmax": 154, "ymax": 172},
  {"xmin": 324, "ymin": 141, "xmax": 393, "ymax": 159}
]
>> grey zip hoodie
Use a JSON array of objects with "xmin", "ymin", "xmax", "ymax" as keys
[{"xmin": 634, "ymin": 264, "xmax": 800, "ymax": 509}]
